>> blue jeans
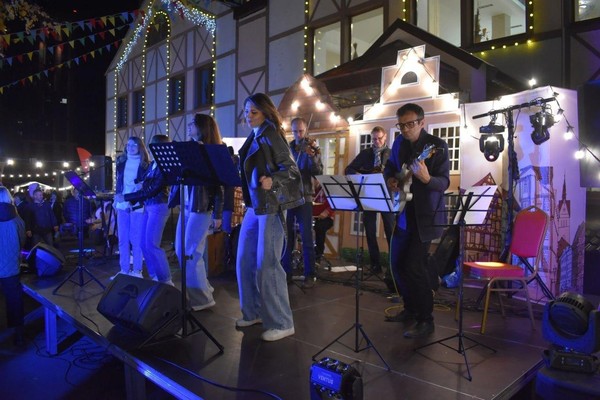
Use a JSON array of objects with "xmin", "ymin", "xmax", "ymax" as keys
[
  {"xmin": 0, "ymin": 274, "xmax": 24, "ymax": 328},
  {"xmin": 236, "ymin": 207, "xmax": 293, "ymax": 330},
  {"xmin": 175, "ymin": 210, "xmax": 214, "ymax": 307},
  {"xmin": 117, "ymin": 209, "xmax": 145, "ymax": 273},
  {"xmin": 140, "ymin": 203, "xmax": 171, "ymax": 283},
  {"xmin": 282, "ymin": 202, "xmax": 315, "ymax": 277},
  {"xmin": 390, "ymin": 227, "xmax": 433, "ymax": 322}
]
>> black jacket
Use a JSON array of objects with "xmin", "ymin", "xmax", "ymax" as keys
[
  {"xmin": 289, "ymin": 139, "xmax": 323, "ymax": 201},
  {"xmin": 124, "ymin": 161, "xmax": 169, "ymax": 206},
  {"xmin": 239, "ymin": 121, "xmax": 304, "ymax": 215},
  {"xmin": 345, "ymin": 146, "xmax": 391, "ymax": 175}
]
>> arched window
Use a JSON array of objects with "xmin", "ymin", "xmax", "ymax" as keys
[{"xmin": 401, "ymin": 71, "xmax": 418, "ymax": 85}]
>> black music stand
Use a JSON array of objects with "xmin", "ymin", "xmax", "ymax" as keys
[
  {"xmin": 311, "ymin": 174, "xmax": 391, "ymax": 371},
  {"xmin": 53, "ymin": 171, "xmax": 106, "ymax": 294},
  {"xmin": 149, "ymin": 142, "xmax": 241, "ymax": 352},
  {"xmin": 415, "ymin": 186, "xmax": 497, "ymax": 381}
]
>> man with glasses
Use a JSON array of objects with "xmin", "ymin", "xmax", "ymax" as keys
[
  {"xmin": 345, "ymin": 126, "xmax": 395, "ymax": 275},
  {"xmin": 384, "ymin": 103, "xmax": 449, "ymax": 338}
]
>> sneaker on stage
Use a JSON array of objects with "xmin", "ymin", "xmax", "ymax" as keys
[{"xmin": 261, "ymin": 327, "xmax": 295, "ymax": 342}]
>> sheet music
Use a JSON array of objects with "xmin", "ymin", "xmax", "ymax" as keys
[
  {"xmin": 452, "ymin": 185, "xmax": 497, "ymax": 225},
  {"xmin": 315, "ymin": 174, "xmax": 395, "ymax": 213}
]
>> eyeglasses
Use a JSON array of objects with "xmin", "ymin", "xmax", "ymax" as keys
[{"xmin": 395, "ymin": 119, "xmax": 422, "ymax": 130}]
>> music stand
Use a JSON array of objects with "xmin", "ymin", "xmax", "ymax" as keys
[
  {"xmin": 149, "ymin": 142, "xmax": 241, "ymax": 352},
  {"xmin": 311, "ymin": 174, "xmax": 392, "ymax": 371},
  {"xmin": 415, "ymin": 186, "xmax": 497, "ymax": 381},
  {"xmin": 53, "ymin": 171, "xmax": 106, "ymax": 294}
]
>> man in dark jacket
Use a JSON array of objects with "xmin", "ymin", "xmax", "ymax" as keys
[
  {"xmin": 63, "ymin": 188, "xmax": 93, "ymax": 237},
  {"xmin": 345, "ymin": 126, "xmax": 395, "ymax": 274},
  {"xmin": 282, "ymin": 117, "xmax": 323, "ymax": 286},
  {"xmin": 30, "ymin": 189, "xmax": 58, "ymax": 246}
]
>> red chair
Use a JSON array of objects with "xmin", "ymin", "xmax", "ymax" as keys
[{"xmin": 461, "ymin": 205, "xmax": 549, "ymax": 334}]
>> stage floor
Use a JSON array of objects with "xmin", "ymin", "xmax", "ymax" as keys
[{"xmin": 2, "ymin": 248, "xmax": 550, "ymax": 399}]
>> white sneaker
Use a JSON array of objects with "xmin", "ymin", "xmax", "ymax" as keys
[
  {"xmin": 235, "ymin": 318, "xmax": 263, "ymax": 328},
  {"xmin": 261, "ymin": 327, "xmax": 295, "ymax": 342},
  {"xmin": 129, "ymin": 270, "xmax": 143, "ymax": 278},
  {"xmin": 191, "ymin": 300, "xmax": 216, "ymax": 311},
  {"xmin": 110, "ymin": 271, "xmax": 127, "ymax": 280}
]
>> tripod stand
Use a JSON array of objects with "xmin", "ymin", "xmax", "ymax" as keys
[
  {"xmin": 53, "ymin": 171, "xmax": 105, "ymax": 294},
  {"xmin": 415, "ymin": 187, "xmax": 496, "ymax": 381},
  {"xmin": 311, "ymin": 174, "xmax": 391, "ymax": 370},
  {"xmin": 150, "ymin": 141, "xmax": 240, "ymax": 351}
]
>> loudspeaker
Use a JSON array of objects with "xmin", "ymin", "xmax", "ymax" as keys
[
  {"xmin": 89, "ymin": 155, "xmax": 113, "ymax": 192},
  {"xmin": 27, "ymin": 242, "xmax": 65, "ymax": 277},
  {"xmin": 310, "ymin": 357, "xmax": 363, "ymax": 400},
  {"xmin": 97, "ymin": 275, "xmax": 182, "ymax": 337}
]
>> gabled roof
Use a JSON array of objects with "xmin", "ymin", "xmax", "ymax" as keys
[{"xmin": 316, "ymin": 18, "xmax": 526, "ymax": 107}]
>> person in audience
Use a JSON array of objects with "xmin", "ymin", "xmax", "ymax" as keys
[
  {"xmin": 29, "ymin": 188, "xmax": 58, "ymax": 247},
  {"xmin": 0, "ymin": 186, "xmax": 26, "ymax": 346},
  {"xmin": 63, "ymin": 187, "xmax": 93, "ymax": 238}
]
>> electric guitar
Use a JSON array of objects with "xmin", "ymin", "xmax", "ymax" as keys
[{"xmin": 391, "ymin": 143, "xmax": 437, "ymax": 212}]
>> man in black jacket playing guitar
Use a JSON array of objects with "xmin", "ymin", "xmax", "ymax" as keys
[
  {"xmin": 345, "ymin": 126, "xmax": 395, "ymax": 274},
  {"xmin": 384, "ymin": 103, "xmax": 450, "ymax": 338}
]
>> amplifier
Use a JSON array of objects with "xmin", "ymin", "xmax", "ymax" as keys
[{"xmin": 310, "ymin": 357, "xmax": 362, "ymax": 400}]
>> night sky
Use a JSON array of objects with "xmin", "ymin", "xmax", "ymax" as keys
[{"xmin": 1, "ymin": 1, "xmax": 142, "ymax": 174}]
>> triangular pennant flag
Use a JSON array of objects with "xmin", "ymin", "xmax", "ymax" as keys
[
  {"xmin": 57, "ymin": 43, "xmax": 64, "ymax": 52},
  {"xmin": 0, "ymin": 87, "xmax": 3, "ymax": 95},
  {"xmin": 62, "ymin": 26, "xmax": 70, "ymax": 37},
  {"xmin": 78, "ymin": 38, "xmax": 85, "ymax": 46},
  {"xmin": 109, "ymin": 29, "xmax": 115, "ymax": 36},
  {"xmin": 27, "ymin": 52, "xmax": 33, "ymax": 61},
  {"xmin": 89, "ymin": 18, "xmax": 97, "ymax": 29},
  {"xmin": 48, "ymin": 46, "xmax": 54, "ymax": 55},
  {"xmin": 7, "ymin": 57, "xmax": 13, "ymax": 66},
  {"xmin": 90, "ymin": 35, "xmax": 96, "ymax": 44},
  {"xmin": 101, "ymin": 16, "xmax": 107, "ymax": 26},
  {"xmin": 35, "ymin": 72, "xmax": 41, "ymax": 79},
  {"xmin": 82, "ymin": 54, "xmax": 87, "ymax": 63},
  {"xmin": 38, "ymin": 31, "xmax": 45, "ymax": 41},
  {"xmin": 43, "ymin": 70, "xmax": 49, "ymax": 77},
  {"xmin": 91, "ymin": 50, "xmax": 96, "ymax": 58},
  {"xmin": 99, "ymin": 31, "xmax": 106, "ymax": 40},
  {"xmin": 109, "ymin": 16, "xmax": 116, "ymax": 26},
  {"xmin": 74, "ymin": 58, "xmax": 80, "ymax": 65},
  {"xmin": 85, "ymin": 22, "xmax": 92, "ymax": 31},
  {"xmin": 77, "ymin": 21, "xmax": 85, "ymax": 30},
  {"xmin": 16, "ymin": 54, "xmax": 23, "ymax": 63},
  {"xmin": 26, "ymin": 35, "xmax": 34, "ymax": 44},
  {"xmin": 28, "ymin": 76, "xmax": 34, "ymax": 83},
  {"xmin": 68, "ymin": 40, "xmax": 75, "ymax": 48}
]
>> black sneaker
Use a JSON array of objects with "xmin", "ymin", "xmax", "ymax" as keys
[
  {"xmin": 385, "ymin": 309, "xmax": 415, "ymax": 322},
  {"xmin": 403, "ymin": 321, "xmax": 435, "ymax": 338},
  {"xmin": 302, "ymin": 275, "xmax": 316, "ymax": 288}
]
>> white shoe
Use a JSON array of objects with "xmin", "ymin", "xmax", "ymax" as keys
[
  {"xmin": 129, "ymin": 270, "xmax": 143, "ymax": 278},
  {"xmin": 235, "ymin": 318, "xmax": 263, "ymax": 328},
  {"xmin": 110, "ymin": 271, "xmax": 127, "ymax": 280},
  {"xmin": 191, "ymin": 300, "xmax": 216, "ymax": 311},
  {"xmin": 261, "ymin": 327, "xmax": 295, "ymax": 342}
]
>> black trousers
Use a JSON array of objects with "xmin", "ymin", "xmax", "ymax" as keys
[
  {"xmin": 0, "ymin": 274, "xmax": 24, "ymax": 328},
  {"xmin": 313, "ymin": 217, "xmax": 333, "ymax": 258},
  {"xmin": 362, "ymin": 211, "xmax": 395, "ymax": 267}
]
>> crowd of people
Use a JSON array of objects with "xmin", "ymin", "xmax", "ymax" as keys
[{"xmin": 0, "ymin": 98, "xmax": 449, "ymax": 346}]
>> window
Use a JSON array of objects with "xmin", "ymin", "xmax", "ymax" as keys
[
  {"xmin": 194, "ymin": 64, "xmax": 214, "ymax": 108},
  {"xmin": 351, "ymin": 8, "xmax": 383, "ymax": 59},
  {"xmin": 415, "ymin": 1, "xmax": 530, "ymax": 47},
  {"xmin": 312, "ymin": 8, "xmax": 383, "ymax": 76},
  {"xmin": 473, "ymin": 0, "xmax": 527, "ymax": 43},
  {"xmin": 133, "ymin": 90, "xmax": 144, "ymax": 124},
  {"xmin": 359, "ymin": 133, "xmax": 372, "ymax": 151},
  {"xmin": 313, "ymin": 22, "xmax": 340, "ymax": 76},
  {"xmin": 117, "ymin": 96, "xmax": 127, "ymax": 128},
  {"xmin": 431, "ymin": 124, "xmax": 461, "ymax": 173},
  {"xmin": 576, "ymin": 0, "xmax": 600, "ymax": 21},
  {"xmin": 169, "ymin": 75, "xmax": 185, "ymax": 115}
]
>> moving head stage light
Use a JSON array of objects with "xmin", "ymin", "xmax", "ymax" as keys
[
  {"xmin": 479, "ymin": 119, "xmax": 505, "ymax": 162},
  {"xmin": 530, "ymin": 108, "xmax": 555, "ymax": 145}
]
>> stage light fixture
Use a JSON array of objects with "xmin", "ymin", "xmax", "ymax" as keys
[
  {"xmin": 542, "ymin": 291, "xmax": 600, "ymax": 373},
  {"xmin": 530, "ymin": 109, "xmax": 555, "ymax": 145},
  {"xmin": 479, "ymin": 121, "xmax": 505, "ymax": 162}
]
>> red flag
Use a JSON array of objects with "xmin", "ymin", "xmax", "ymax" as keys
[{"xmin": 76, "ymin": 147, "xmax": 93, "ymax": 172}]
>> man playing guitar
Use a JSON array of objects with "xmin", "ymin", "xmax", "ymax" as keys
[{"xmin": 384, "ymin": 103, "xmax": 450, "ymax": 339}]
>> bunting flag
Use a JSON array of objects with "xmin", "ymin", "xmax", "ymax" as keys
[
  {"xmin": 0, "ymin": 38, "xmax": 125, "ymax": 93},
  {"xmin": 0, "ymin": 24, "xmax": 132, "ymax": 71},
  {"xmin": 0, "ymin": 10, "xmax": 137, "ymax": 50}
]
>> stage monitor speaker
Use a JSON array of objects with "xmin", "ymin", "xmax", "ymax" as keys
[
  {"xmin": 97, "ymin": 274, "xmax": 182, "ymax": 337},
  {"xmin": 310, "ymin": 357, "xmax": 363, "ymax": 400},
  {"xmin": 577, "ymin": 80, "xmax": 600, "ymax": 188},
  {"xmin": 89, "ymin": 155, "xmax": 113, "ymax": 192},
  {"xmin": 27, "ymin": 242, "xmax": 65, "ymax": 277}
]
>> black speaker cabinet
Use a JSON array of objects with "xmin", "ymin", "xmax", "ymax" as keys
[
  {"xmin": 89, "ymin": 155, "xmax": 113, "ymax": 192},
  {"xmin": 97, "ymin": 275, "xmax": 182, "ymax": 337},
  {"xmin": 27, "ymin": 242, "xmax": 65, "ymax": 277}
]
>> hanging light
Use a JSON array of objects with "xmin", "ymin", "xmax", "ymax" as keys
[
  {"xmin": 479, "ymin": 116, "xmax": 505, "ymax": 162},
  {"xmin": 530, "ymin": 107, "xmax": 555, "ymax": 145}
]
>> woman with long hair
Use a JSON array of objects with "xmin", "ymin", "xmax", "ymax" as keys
[
  {"xmin": 125, "ymin": 134, "xmax": 174, "ymax": 285},
  {"xmin": 235, "ymin": 93, "xmax": 304, "ymax": 341},
  {"xmin": 169, "ymin": 113, "xmax": 224, "ymax": 311},
  {"xmin": 113, "ymin": 136, "xmax": 150, "ymax": 278},
  {"xmin": 0, "ymin": 186, "xmax": 26, "ymax": 345}
]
